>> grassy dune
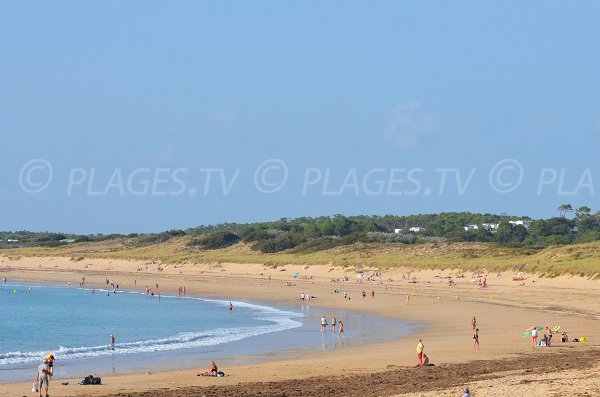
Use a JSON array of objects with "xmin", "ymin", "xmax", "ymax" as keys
[{"xmin": 3, "ymin": 238, "xmax": 600, "ymax": 278}]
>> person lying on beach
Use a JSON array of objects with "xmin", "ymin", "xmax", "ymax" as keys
[{"xmin": 198, "ymin": 360, "xmax": 218, "ymax": 376}]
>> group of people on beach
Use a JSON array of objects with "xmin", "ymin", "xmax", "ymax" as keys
[
  {"xmin": 414, "ymin": 339, "xmax": 432, "ymax": 367},
  {"xmin": 529, "ymin": 326, "xmax": 569, "ymax": 347},
  {"xmin": 320, "ymin": 315, "xmax": 344, "ymax": 336}
]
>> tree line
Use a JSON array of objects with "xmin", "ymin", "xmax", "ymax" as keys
[{"xmin": 2, "ymin": 206, "xmax": 599, "ymax": 253}]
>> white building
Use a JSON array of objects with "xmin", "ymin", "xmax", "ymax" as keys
[
  {"xmin": 409, "ymin": 226, "xmax": 426, "ymax": 233},
  {"xmin": 509, "ymin": 220, "xmax": 532, "ymax": 229},
  {"xmin": 481, "ymin": 223, "xmax": 500, "ymax": 232},
  {"xmin": 464, "ymin": 224, "xmax": 479, "ymax": 231},
  {"xmin": 394, "ymin": 228, "xmax": 403, "ymax": 234}
]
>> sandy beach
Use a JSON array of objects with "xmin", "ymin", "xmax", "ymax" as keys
[{"xmin": 1, "ymin": 254, "xmax": 600, "ymax": 396}]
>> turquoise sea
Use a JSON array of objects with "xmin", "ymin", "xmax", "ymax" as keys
[{"xmin": 0, "ymin": 281, "xmax": 418, "ymax": 381}]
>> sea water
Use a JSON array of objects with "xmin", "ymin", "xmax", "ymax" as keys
[{"xmin": 0, "ymin": 282, "xmax": 419, "ymax": 382}]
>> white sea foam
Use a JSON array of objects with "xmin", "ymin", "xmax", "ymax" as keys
[{"xmin": 0, "ymin": 294, "xmax": 302, "ymax": 366}]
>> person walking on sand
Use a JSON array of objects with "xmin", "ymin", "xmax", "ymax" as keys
[
  {"xmin": 406, "ymin": 294, "xmax": 410, "ymax": 304},
  {"xmin": 416, "ymin": 339, "xmax": 424, "ymax": 364},
  {"xmin": 471, "ymin": 316, "xmax": 477, "ymax": 331},
  {"xmin": 338, "ymin": 321, "xmax": 344, "ymax": 337},
  {"xmin": 473, "ymin": 328, "xmax": 479, "ymax": 350},
  {"xmin": 110, "ymin": 335, "xmax": 115, "ymax": 351}
]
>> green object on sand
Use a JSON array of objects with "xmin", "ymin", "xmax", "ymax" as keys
[{"xmin": 521, "ymin": 326, "xmax": 544, "ymax": 337}]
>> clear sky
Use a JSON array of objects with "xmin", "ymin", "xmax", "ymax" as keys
[{"xmin": 1, "ymin": 2, "xmax": 598, "ymax": 234}]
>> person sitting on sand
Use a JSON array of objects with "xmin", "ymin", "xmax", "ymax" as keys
[
  {"xmin": 414, "ymin": 353, "xmax": 434, "ymax": 367},
  {"xmin": 199, "ymin": 360, "xmax": 218, "ymax": 376},
  {"xmin": 561, "ymin": 332, "xmax": 569, "ymax": 342},
  {"xmin": 542, "ymin": 333, "xmax": 549, "ymax": 347},
  {"xmin": 462, "ymin": 385, "xmax": 472, "ymax": 397}
]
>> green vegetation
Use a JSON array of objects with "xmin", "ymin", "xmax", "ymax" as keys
[
  {"xmin": 4, "ymin": 237, "xmax": 600, "ymax": 278},
  {"xmin": 2, "ymin": 207, "xmax": 600, "ymax": 257},
  {"xmin": 188, "ymin": 231, "xmax": 240, "ymax": 249}
]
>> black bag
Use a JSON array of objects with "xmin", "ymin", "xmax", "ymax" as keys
[{"xmin": 80, "ymin": 375, "xmax": 102, "ymax": 385}]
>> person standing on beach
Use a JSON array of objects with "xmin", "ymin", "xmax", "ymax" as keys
[
  {"xmin": 416, "ymin": 339, "xmax": 424, "ymax": 364},
  {"xmin": 228, "ymin": 302, "xmax": 233, "ymax": 313},
  {"xmin": 406, "ymin": 294, "xmax": 410, "ymax": 304},
  {"xmin": 35, "ymin": 355, "xmax": 54, "ymax": 397},
  {"xmin": 110, "ymin": 335, "xmax": 115, "ymax": 351},
  {"xmin": 320, "ymin": 315, "xmax": 327, "ymax": 332},
  {"xmin": 471, "ymin": 316, "xmax": 477, "ymax": 331},
  {"xmin": 473, "ymin": 328, "xmax": 479, "ymax": 350},
  {"xmin": 338, "ymin": 321, "xmax": 344, "ymax": 337},
  {"xmin": 531, "ymin": 327, "xmax": 538, "ymax": 347},
  {"xmin": 331, "ymin": 316, "xmax": 337, "ymax": 331}
]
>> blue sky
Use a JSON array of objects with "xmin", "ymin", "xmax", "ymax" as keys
[{"xmin": 1, "ymin": 2, "xmax": 599, "ymax": 233}]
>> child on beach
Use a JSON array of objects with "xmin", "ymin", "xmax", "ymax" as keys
[
  {"xmin": 416, "ymin": 339, "xmax": 424, "ymax": 364},
  {"xmin": 531, "ymin": 327, "xmax": 538, "ymax": 347}
]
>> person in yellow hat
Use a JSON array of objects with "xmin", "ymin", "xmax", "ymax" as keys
[{"xmin": 35, "ymin": 354, "xmax": 54, "ymax": 397}]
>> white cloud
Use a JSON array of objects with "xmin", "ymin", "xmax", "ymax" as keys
[{"xmin": 385, "ymin": 101, "xmax": 433, "ymax": 147}]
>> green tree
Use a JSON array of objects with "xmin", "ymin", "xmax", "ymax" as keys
[
  {"xmin": 576, "ymin": 206, "xmax": 591, "ymax": 219},
  {"xmin": 557, "ymin": 203, "xmax": 573, "ymax": 218},
  {"xmin": 494, "ymin": 222, "xmax": 514, "ymax": 243}
]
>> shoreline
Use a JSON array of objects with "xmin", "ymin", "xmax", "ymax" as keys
[
  {"xmin": 1, "ymin": 280, "xmax": 417, "ymax": 383},
  {"xmin": 1, "ymin": 255, "xmax": 600, "ymax": 395}
]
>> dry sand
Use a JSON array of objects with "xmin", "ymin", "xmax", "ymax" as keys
[{"xmin": 1, "ymin": 254, "xmax": 599, "ymax": 396}]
